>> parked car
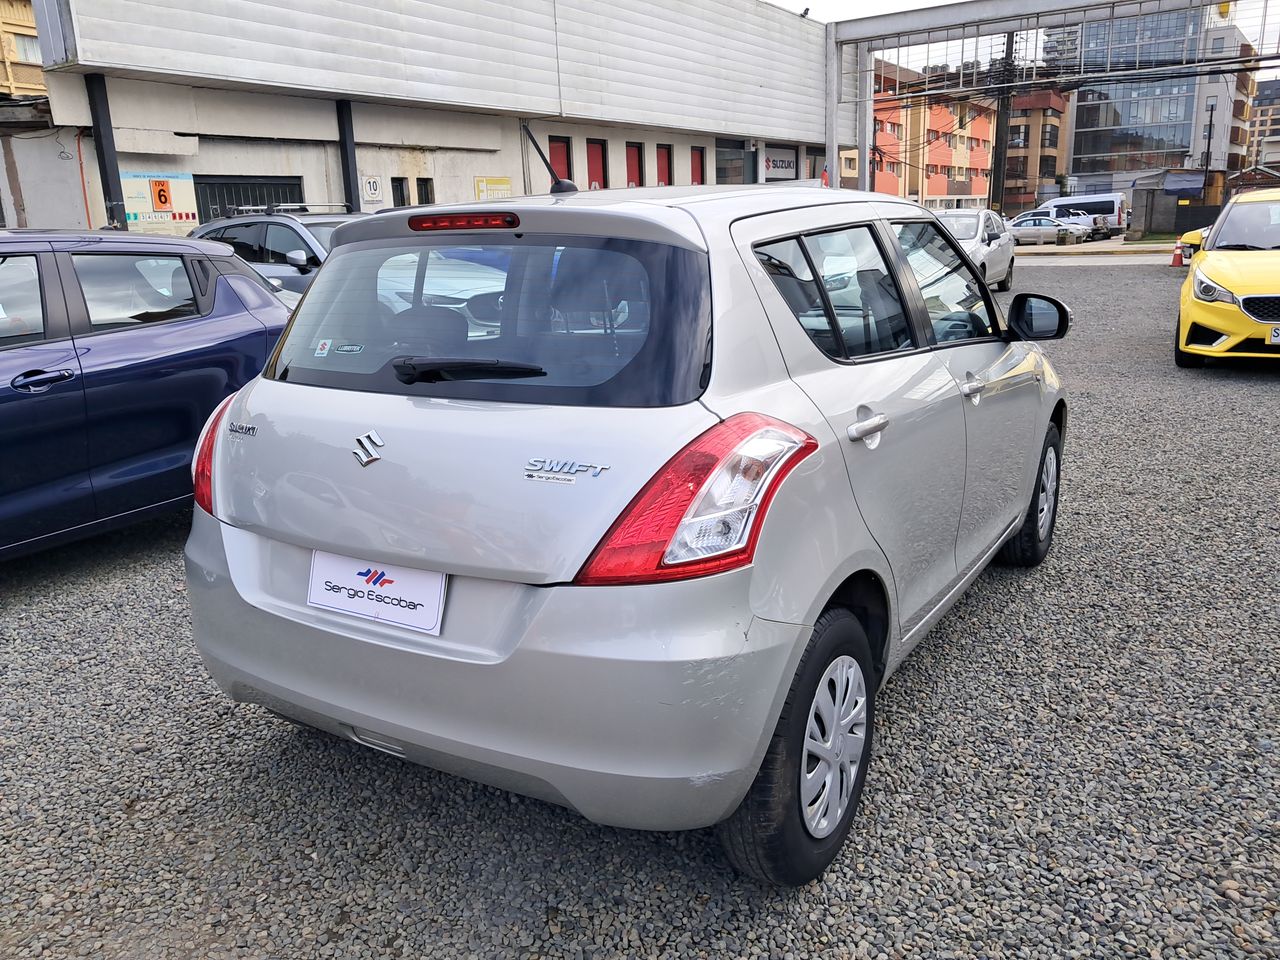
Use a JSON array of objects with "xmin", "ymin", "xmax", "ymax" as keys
[
  {"xmin": 1015, "ymin": 207, "xmax": 1102, "ymax": 239},
  {"xmin": 1037, "ymin": 193, "xmax": 1129, "ymax": 237},
  {"xmin": 0, "ymin": 231, "xmax": 289, "ymax": 561},
  {"xmin": 935, "ymin": 208, "xmax": 1016, "ymax": 290},
  {"xmin": 1061, "ymin": 209, "xmax": 1111, "ymax": 241},
  {"xmin": 1175, "ymin": 186, "xmax": 1280, "ymax": 367},
  {"xmin": 1008, "ymin": 215, "xmax": 1089, "ymax": 245},
  {"xmin": 191, "ymin": 208, "xmax": 366, "ymax": 292},
  {"xmin": 186, "ymin": 187, "xmax": 1070, "ymax": 886}
]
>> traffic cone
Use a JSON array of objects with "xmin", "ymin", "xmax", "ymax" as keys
[{"xmin": 1170, "ymin": 242, "xmax": 1184, "ymax": 267}]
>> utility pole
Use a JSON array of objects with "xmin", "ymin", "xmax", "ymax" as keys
[
  {"xmin": 1201, "ymin": 101, "xmax": 1216, "ymax": 171},
  {"xmin": 987, "ymin": 31, "xmax": 1015, "ymax": 214}
]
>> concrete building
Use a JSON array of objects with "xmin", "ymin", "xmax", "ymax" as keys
[
  {"xmin": 1004, "ymin": 89, "xmax": 1072, "ymax": 215},
  {"xmin": 840, "ymin": 61, "xmax": 994, "ymax": 210},
  {"xmin": 10, "ymin": 0, "xmax": 852, "ymax": 232},
  {"xmin": 1186, "ymin": 25, "xmax": 1256, "ymax": 175}
]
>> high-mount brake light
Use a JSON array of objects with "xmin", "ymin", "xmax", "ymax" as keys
[
  {"xmin": 193, "ymin": 394, "xmax": 236, "ymax": 516},
  {"xmin": 408, "ymin": 212, "xmax": 520, "ymax": 231},
  {"xmin": 574, "ymin": 413, "xmax": 817, "ymax": 586}
]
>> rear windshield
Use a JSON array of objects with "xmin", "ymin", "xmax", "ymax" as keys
[
  {"xmin": 935, "ymin": 214, "xmax": 979, "ymax": 240},
  {"xmin": 266, "ymin": 235, "xmax": 712, "ymax": 406}
]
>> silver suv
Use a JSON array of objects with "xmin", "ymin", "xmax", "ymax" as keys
[
  {"xmin": 191, "ymin": 208, "xmax": 366, "ymax": 292},
  {"xmin": 186, "ymin": 186, "xmax": 1070, "ymax": 885}
]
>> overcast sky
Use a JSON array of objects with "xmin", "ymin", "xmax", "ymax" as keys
[
  {"xmin": 766, "ymin": 0, "xmax": 955, "ymax": 22},
  {"xmin": 767, "ymin": 0, "xmax": 1279, "ymax": 78}
]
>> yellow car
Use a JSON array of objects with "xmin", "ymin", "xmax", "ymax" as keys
[{"xmin": 1176, "ymin": 187, "xmax": 1280, "ymax": 367}]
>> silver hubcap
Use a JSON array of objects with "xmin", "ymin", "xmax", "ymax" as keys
[
  {"xmin": 1037, "ymin": 446, "xmax": 1059, "ymax": 542},
  {"xmin": 801, "ymin": 655, "xmax": 868, "ymax": 839}
]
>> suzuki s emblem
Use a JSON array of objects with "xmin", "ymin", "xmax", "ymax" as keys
[{"xmin": 353, "ymin": 430, "xmax": 385, "ymax": 467}]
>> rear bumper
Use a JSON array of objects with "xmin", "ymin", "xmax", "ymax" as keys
[{"xmin": 184, "ymin": 510, "xmax": 806, "ymax": 831}]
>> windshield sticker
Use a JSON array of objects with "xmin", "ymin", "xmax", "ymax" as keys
[
  {"xmin": 314, "ymin": 339, "xmax": 332, "ymax": 357},
  {"xmin": 335, "ymin": 343, "xmax": 363, "ymax": 354}
]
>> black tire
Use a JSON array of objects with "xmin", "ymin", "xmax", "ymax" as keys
[
  {"xmin": 1174, "ymin": 316, "xmax": 1205, "ymax": 368},
  {"xmin": 998, "ymin": 423, "xmax": 1062, "ymax": 567},
  {"xmin": 718, "ymin": 608, "xmax": 876, "ymax": 886},
  {"xmin": 995, "ymin": 258, "xmax": 1014, "ymax": 292}
]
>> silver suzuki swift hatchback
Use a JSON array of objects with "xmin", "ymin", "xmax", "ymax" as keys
[{"xmin": 186, "ymin": 186, "xmax": 1069, "ymax": 886}]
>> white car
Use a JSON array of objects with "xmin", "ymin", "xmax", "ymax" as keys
[
  {"xmin": 935, "ymin": 209, "xmax": 1016, "ymax": 290},
  {"xmin": 1009, "ymin": 216, "xmax": 1089, "ymax": 245},
  {"xmin": 186, "ymin": 187, "xmax": 1071, "ymax": 886}
]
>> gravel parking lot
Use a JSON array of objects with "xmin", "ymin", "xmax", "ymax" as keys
[{"xmin": 3, "ymin": 263, "xmax": 1277, "ymax": 959}]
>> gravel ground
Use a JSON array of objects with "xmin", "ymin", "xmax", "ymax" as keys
[{"xmin": 2, "ymin": 264, "xmax": 1278, "ymax": 959}]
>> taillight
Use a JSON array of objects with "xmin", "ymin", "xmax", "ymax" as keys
[
  {"xmin": 408, "ymin": 212, "xmax": 519, "ymax": 231},
  {"xmin": 575, "ymin": 413, "xmax": 817, "ymax": 586},
  {"xmin": 193, "ymin": 394, "xmax": 236, "ymax": 516}
]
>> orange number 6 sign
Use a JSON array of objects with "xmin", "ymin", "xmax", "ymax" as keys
[{"xmin": 150, "ymin": 179, "xmax": 173, "ymax": 212}]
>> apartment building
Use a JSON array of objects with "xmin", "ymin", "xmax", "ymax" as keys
[
  {"xmin": 841, "ymin": 62, "xmax": 994, "ymax": 210},
  {"xmin": 0, "ymin": 0, "xmax": 41, "ymax": 96},
  {"xmin": 1248, "ymin": 78, "xmax": 1280, "ymax": 166},
  {"xmin": 1003, "ymin": 90, "xmax": 1071, "ymax": 215}
]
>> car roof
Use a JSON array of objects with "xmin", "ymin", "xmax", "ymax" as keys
[
  {"xmin": 197, "ymin": 212, "xmax": 366, "ymax": 230},
  {"xmin": 0, "ymin": 229, "xmax": 232, "ymax": 255},
  {"xmin": 336, "ymin": 185, "xmax": 930, "ymax": 250}
]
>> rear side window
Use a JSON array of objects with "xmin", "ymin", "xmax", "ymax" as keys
[
  {"xmin": 756, "ymin": 226, "xmax": 914, "ymax": 361},
  {"xmin": 72, "ymin": 254, "xmax": 200, "ymax": 330},
  {"xmin": 264, "ymin": 224, "xmax": 315, "ymax": 265},
  {"xmin": 220, "ymin": 223, "xmax": 262, "ymax": 262},
  {"xmin": 0, "ymin": 255, "xmax": 45, "ymax": 345},
  {"xmin": 267, "ymin": 236, "xmax": 711, "ymax": 407}
]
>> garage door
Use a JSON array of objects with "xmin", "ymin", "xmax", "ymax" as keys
[{"xmin": 194, "ymin": 176, "xmax": 304, "ymax": 223}]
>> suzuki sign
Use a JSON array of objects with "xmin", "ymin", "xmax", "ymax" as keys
[{"xmin": 764, "ymin": 145, "xmax": 799, "ymax": 181}]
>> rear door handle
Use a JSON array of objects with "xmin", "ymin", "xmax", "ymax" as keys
[
  {"xmin": 10, "ymin": 369, "xmax": 75, "ymax": 393},
  {"xmin": 847, "ymin": 413, "xmax": 889, "ymax": 442}
]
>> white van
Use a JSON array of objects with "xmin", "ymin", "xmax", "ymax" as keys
[{"xmin": 1037, "ymin": 194, "xmax": 1128, "ymax": 237}]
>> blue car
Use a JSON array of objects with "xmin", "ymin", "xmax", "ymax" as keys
[{"xmin": 0, "ymin": 230, "xmax": 289, "ymax": 560}]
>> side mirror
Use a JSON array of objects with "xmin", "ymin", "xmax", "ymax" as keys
[
  {"xmin": 1007, "ymin": 293, "xmax": 1071, "ymax": 341},
  {"xmin": 1180, "ymin": 228, "xmax": 1204, "ymax": 251},
  {"xmin": 823, "ymin": 274, "xmax": 851, "ymax": 292},
  {"xmin": 985, "ymin": 229, "xmax": 1000, "ymax": 243},
  {"xmin": 266, "ymin": 276, "xmax": 284, "ymax": 292},
  {"xmin": 285, "ymin": 249, "xmax": 312, "ymax": 273}
]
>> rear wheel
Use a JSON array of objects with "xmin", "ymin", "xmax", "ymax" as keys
[
  {"xmin": 1174, "ymin": 315, "xmax": 1205, "ymax": 368},
  {"xmin": 995, "ymin": 258, "xmax": 1014, "ymax": 292},
  {"xmin": 718, "ymin": 608, "xmax": 875, "ymax": 886},
  {"xmin": 998, "ymin": 423, "xmax": 1061, "ymax": 567}
]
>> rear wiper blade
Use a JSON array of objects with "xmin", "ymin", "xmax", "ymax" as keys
[{"xmin": 393, "ymin": 356, "xmax": 547, "ymax": 384}]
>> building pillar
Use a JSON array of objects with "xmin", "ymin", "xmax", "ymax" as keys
[
  {"xmin": 85, "ymin": 73, "xmax": 125, "ymax": 229},
  {"xmin": 824, "ymin": 24, "xmax": 840, "ymax": 188},
  {"xmin": 336, "ymin": 99, "xmax": 360, "ymax": 213}
]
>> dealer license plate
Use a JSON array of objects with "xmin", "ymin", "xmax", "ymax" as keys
[{"xmin": 306, "ymin": 550, "xmax": 446, "ymax": 636}]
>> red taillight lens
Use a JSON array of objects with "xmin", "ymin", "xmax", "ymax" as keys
[
  {"xmin": 574, "ymin": 413, "xmax": 817, "ymax": 586},
  {"xmin": 408, "ymin": 212, "xmax": 519, "ymax": 231},
  {"xmin": 193, "ymin": 394, "xmax": 235, "ymax": 516}
]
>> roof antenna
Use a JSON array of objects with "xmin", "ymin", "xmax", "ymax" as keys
[{"xmin": 521, "ymin": 121, "xmax": 578, "ymax": 195}]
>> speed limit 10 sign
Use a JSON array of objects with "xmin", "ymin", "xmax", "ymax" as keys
[{"xmin": 150, "ymin": 179, "xmax": 173, "ymax": 212}]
